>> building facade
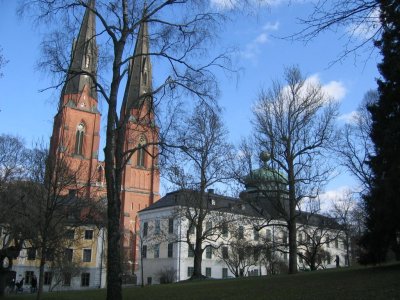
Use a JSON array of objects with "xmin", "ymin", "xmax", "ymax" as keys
[
  {"xmin": 11, "ymin": 0, "xmax": 160, "ymax": 288},
  {"xmin": 9, "ymin": 225, "xmax": 106, "ymax": 291},
  {"xmin": 46, "ymin": 0, "xmax": 160, "ymax": 273},
  {"xmin": 137, "ymin": 190, "xmax": 347, "ymax": 285}
]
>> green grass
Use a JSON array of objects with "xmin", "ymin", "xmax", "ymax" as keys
[{"xmin": 7, "ymin": 263, "xmax": 400, "ymax": 300}]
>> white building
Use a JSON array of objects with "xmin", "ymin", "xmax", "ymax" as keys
[{"xmin": 137, "ymin": 190, "xmax": 347, "ymax": 285}]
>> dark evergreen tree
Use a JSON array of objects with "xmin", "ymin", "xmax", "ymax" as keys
[{"xmin": 361, "ymin": 0, "xmax": 400, "ymax": 263}]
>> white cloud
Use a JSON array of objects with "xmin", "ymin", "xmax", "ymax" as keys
[
  {"xmin": 322, "ymin": 80, "xmax": 347, "ymax": 102},
  {"xmin": 255, "ymin": 33, "xmax": 268, "ymax": 44},
  {"xmin": 286, "ymin": 74, "xmax": 347, "ymax": 102},
  {"xmin": 241, "ymin": 21, "xmax": 279, "ymax": 61},
  {"xmin": 262, "ymin": 21, "xmax": 280, "ymax": 31},
  {"xmin": 338, "ymin": 111, "xmax": 359, "ymax": 123},
  {"xmin": 319, "ymin": 186, "xmax": 352, "ymax": 212}
]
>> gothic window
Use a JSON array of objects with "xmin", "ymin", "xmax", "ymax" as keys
[
  {"xmin": 75, "ymin": 123, "xmax": 85, "ymax": 155},
  {"xmin": 137, "ymin": 135, "xmax": 146, "ymax": 167},
  {"xmin": 143, "ymin": 72, "xmax": 148, "ymax": 85},
  {"xmin": 97, "ymin": 165, "xmax": 103, "ymax": 184},
  {"xmin": 85, "ymin": 55, "xmax": 91, "ymax": 69}
]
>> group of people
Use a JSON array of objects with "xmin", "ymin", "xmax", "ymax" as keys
[{"xmin": 9, "ymin": 274, "xmax": 37, "ymax": 293}]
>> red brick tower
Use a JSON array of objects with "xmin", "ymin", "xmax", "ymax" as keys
[
  {"xmin": 49, "ymin": 0, "xmax": 104, "ymax": 196},
  {"xmin": 120, "ymin": 21, "xmax": 160, "ymax": 273},
  {"xmin": 49, "ymin": 1, "xmax": 160, "ymax": 275}
]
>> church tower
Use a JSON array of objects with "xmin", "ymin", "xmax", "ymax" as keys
[
  {"xmin": 120, "ymin": 20, "xmax": 160, "ymax": 272},
  {"xmin": 49, "ymin": 0, "xmax": 103, "ymax": 196}
]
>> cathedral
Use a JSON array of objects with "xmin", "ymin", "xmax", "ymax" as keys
[{"xmin": 49, "ymin": 0, "xmax": 160, "ymax": 276}]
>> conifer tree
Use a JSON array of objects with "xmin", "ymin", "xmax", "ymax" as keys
[{"xmin": 361, "ymin": 0, "xmax": 400, "ymax": 263}]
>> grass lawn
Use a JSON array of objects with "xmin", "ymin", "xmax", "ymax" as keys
[{"xmin": 6, "ymin": 263, "xmax": 400, "ymax": 300}]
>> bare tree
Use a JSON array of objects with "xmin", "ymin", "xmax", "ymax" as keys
[
  {"xmin": 19, "ymin": 1, "xmax": 232, "ymax": 298},
  {"xmin": 292, "ymin": 1, "xmax": 381, "ymax": 63},
  {"xmin": 163, "ymin": 102, "xmax": 234, "ymax": 279},
  {"xmin": 0, "ymin": 135, "xmax": 31, "ymax": 297},
  {"xmin": 0, "ymin": 181, "xmax": 35, "ymax": 297},
  {"xmin": 23, "ymin": 145, "xmax": 103, "ymax": 300},
  {"xmin": 251, "ymin": 66, "xmax": 338, "ymax": 274},
  {"xmin": 330, "ymin": 190, "xmax": 366, "ymax": 267},
  {"xmin": 0, "ymin": 134, "xmax": 27, "ymax": 187},
  {"xmin": 297, "ymin": 215, "xmax": 341, "ymax": 271},
  {"xmin": 336, "ymin": 90, "xmax": 377, "ymax": 194},
  {"xmin": 216, "ymin": 223, "xmax": 259, "ymax": 278}
]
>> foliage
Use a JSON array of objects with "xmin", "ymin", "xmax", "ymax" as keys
[
  {"xmin": 336, "ymin": 91, "xmax": 377, "ymax": 194},
  {"xmin": 155, "ymin": 267, "xmax": 177, "ymax": 284},
  {"xmin": 361, "ymin": 0, "xmax": 400, "ymax": 264}
]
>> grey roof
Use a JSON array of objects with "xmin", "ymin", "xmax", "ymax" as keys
[
  {"xmin": 62, "ymin": 0, "xmax": 98, "ymax": 100},
  {"xmin": 140, "ymin": 189, "xmax": 340, "ymax": 229}
]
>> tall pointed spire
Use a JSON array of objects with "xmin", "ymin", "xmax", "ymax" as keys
[
  {"xmin": 123, "ymin": 20, "xmax": 152, "ymax": 113},
  {"xmin": 63, "ymin": 0, "xmax": 97, "ymax": 100}
]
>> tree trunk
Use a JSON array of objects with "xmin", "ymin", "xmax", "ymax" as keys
[
  {"xmin": 192, "ymin": 239, "xmax": 203, "ymax": 279},
  {"xmin": 105, "ymin": 48, "xmax": 125, "ymax": 300},
  {"xmin": 288, "ymin": 220, "xmax": 297, "ymax": 274},
  {"xmin": 36, "ymin": 254, "xmax": 46, "ymax": 300},
  {"xmin": 0, "ymin": 270, "xmax": 6, "ymax": 298},
  {"xmin": 288, "ymin": 157, "xmax": 298, "ymax": 274}
]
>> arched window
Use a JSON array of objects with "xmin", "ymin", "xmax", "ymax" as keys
[
  {"xmin": 137, "ymin": 136, "xmax": 146, "ymax": 167},
  {"xmin": 97, "ymin": 165, "xmax": 103, "ymax": 184},
  {"xmin": 75, "ymin": 123, "xmax": 85, "ymax": 155},
  {"xmin": 85, "ymin": 54, "xmax": 91, "ymax": 69},
  {"xmin": 143, "ymin": 72, "xmax": 147, "ymax": 86}
]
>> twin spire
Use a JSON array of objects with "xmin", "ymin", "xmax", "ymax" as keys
[
  {"xmin": 63, "ymin": 0, "xmax": 97, "ymax": 100},
  {"xmin": 62, "ymin": 0, "xmax": 152, "ymax": 111}
]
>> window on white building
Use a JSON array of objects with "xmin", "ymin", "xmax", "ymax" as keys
[
  {"xmin": 63, "ymin": 273, "xmax": 71, "ymax": 286},
  {"xmin": 83, "ymin": 249, "xmax": 92, "ymax": 262},
  {"xmin": 238, "ymin": 226, "xmax": 244, "ymax": 239},
  {"xmin": 27, "ymin": 248, "xmax": 36, "ymax": 260},
  {"xmin": 81, "ymin": 273, "xmax": 90, "ymax": 287},
  {"xmin": 168, "ymin": 243, "xmax": 173, "ymax": 258},
  {"xmin": 25, "ymin": 271, "xmax": 34, "ymax": 285},
  {"xmin": 84, "ymin": 230, "xmax": 93, "ymax": 240},
  {"xmin": 187, "ymin": 267, "xmax": 194, "ymax": 278},
  {"xmin": 44, "ymin": 272, "xmax": 52, "ymax": 285},
  {"xmin": 266, "ymin": 229, "xmax": 272, "ymax": 242},
  {"xmin": 205, "ymin": 267, "xmax": 211, "ymax": 277},
  {"xmin": 222, "ymin": 246, "xmax": 229, "ymax": 259},
  {"xmin": 254, "ymin": 228, "xmax": 260, "ymax": 241},
  {"xmin": 65, "ymin": 229, "xmax": 75, "ymax": 240},
  {"xmin": 222, "ymin": 223, "xmax": 228, "ymax": 237},
  {"xmin": 168, "ymin": 218, "xmax": 174, "ymax": 234},
  {"xmin": 206, "ymin": 245, "xmax": 212, "ymax": 259},
  {"xmin": 154, "ymin": 244, "xmax": 160, "ymax": 258},
  {"xmin": 155, "ymin": 220, "xmax": 160, "ymax": 235},
  {"xmin": 188, "ymin": 244, "xmax": 194, "ymax": 257},
  {"xmin": 65, "ymin": 248, "xmax": 73, "ymax": 262},
  {"xmin": 222, "ymin": 268, "xmax": 228, "ymax": 279}
]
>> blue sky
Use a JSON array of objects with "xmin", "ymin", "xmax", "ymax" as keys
[{"xmin": 0, "ymin": 1, "xmax": 380, "ymax": 203}]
